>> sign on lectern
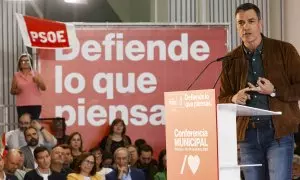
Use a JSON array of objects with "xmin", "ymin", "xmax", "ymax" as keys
[{"xmin": 164, "ymin": 89, "xmax": 218, "ymax": 180}]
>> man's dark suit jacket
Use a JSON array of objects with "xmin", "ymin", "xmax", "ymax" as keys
[
  {"xmin": 106, "ymin": 168, "xmax": 145, "ymax": 180},
  {"xmin": 5, "ymin": 174, "xmax": 18, "ymax": 180},
  {"xmin": 24, "ymin": 169, "xmax": 65, "ymax": 180}
]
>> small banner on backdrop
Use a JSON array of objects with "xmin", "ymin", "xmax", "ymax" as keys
[{"xmin": 15, "ymin": 13, "xmax": 78, "ymax": 49}]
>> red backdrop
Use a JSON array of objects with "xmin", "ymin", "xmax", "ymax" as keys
[{"xmin": 38, "ymin": 25, "xmax": 227, "ymax": 156}]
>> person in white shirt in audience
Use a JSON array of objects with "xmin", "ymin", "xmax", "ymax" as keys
[{"xmin": 6, "ymin": 113, "xmax": 57, "ymax": 149}]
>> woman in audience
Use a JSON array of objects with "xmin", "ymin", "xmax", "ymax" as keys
[
  {"xmin": 68, "ymin": 132, "xmax": 84, "ymax": 158},
  {"xmin": 67, "ymin": 152, "xmax": 102, "ymax": 180},
  {"xmin": 90, "ymin": 147, "xmax": 112, "ymax": 180},
  {"xmin": 154, "ymin": 149, "xmax": 167, "ymax": 180},
  {"xmin": 10, "ymin": 53, "xmax": 46, "ymax": 120},
  {"xmin": 99, "ymin": 118, "xmax": 131, "ymax": 154}
]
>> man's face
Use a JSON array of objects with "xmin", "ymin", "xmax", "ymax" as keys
[
  {"xmin": 127, "ymin": 146, "xmax": 138, "ymax": 163},
  {"xmin": 236, "ymin": 9, "xmax": 262, "ymax": 47},
  {"xmin": 36, "ymin": 150, "xmax": 51, "ymax": 170},
  {"xmin": 63, "ymin": 148, "xmax": 73, "ymax": 165},
  {"xmin": 5, "ymin": 154, "xmax": 21, "ymax": 174},
  {"xmin": 51, "ymin": 147, "xmax": 64, "ymax": 164},
  {"xmin": 139, "ymin": 151, "xmax": 152, "ymax": 165},
  {"xmin": 25, "ymin": 128, "xmax": 39, "ymax": 147},
  {"xmin": 115, "ymin": 149, "xmax": 129, "ymax": 168},
  {"xmin": 18, "ymin": 114, "xmax": 31, "ymax": 131}
]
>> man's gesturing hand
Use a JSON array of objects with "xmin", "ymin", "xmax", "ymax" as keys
[{"xmin": 232, "ymin": 87, "xmax": 251, "ymax": 105}]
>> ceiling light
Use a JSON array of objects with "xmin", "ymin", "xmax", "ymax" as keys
[{"xmin": 64, "ymin": 0, "xmax": 87, "ymax": 4}]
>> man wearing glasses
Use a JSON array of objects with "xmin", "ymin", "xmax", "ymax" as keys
[{"xmin": 6, "ymin": 113, "xmax": 57, "ymax": 149}]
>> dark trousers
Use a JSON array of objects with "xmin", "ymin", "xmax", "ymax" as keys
[{"xmin": 17, "ymin": 105, "xmax": 41, "ymax": 120}]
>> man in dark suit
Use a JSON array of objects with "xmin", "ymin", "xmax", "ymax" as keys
[
  {"xmin": 106, "ymin": 147, "xmax": 145, "ymax": 180},
  {"xmin": 24, "ymin": 146, "xmax": 65, "ymax": 180},
  {"xmin": 0, "ymin": 154, "xmax": 18, "ymax": 180}
]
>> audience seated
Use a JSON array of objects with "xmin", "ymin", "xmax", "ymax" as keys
[
  {"xmin": 17, "ymin": 151, "xmax": 31, "ymax": 172},
  {"xmin": 21, "ymin": 126, "xmax": 52, "ymax": 169},
  {"xmin": 136, "ymin": 144, "xmax": 158, "ymax": 180},
  {"xmin": 101, "ymin": 151, "xmax": 113, "ymax": 169},
  {"xmin": 4, "ymin": 149, "xmax": 26, "ymax": 180},
  {"xmin": 90, "ymin": 147, "xmax": 112, "ymax": 180},
  {"xmin": 0, "ymin": 153, "xmax": 18, "ymax": 180},
  {"xmin": 154, "ymin": 149, "xmax": 166, "ymax": 180},
  {"xmin": 134, "ymin": 139, "xmax": 146, "ymax": 152},
  {"xmin": 127, "ymin": 145, "xmax": 139, "ymax": 168},
  {"xmin": 60, "ymin": 144, "xmax": 73, "ymax": 169},
  {"xmin": 50, "ymin": 145, "xmax": 72, "ymax": 178},
  {"xmin": 67, "ymin": 152, "xmax": 102, "ymax": 180},
  {"xmin": 7, "ymin": 113, "xmax": 57, "ymax": 149},
  {"xmin": 24, "ymin": 146, "xmax": 65, "ymax": 180},
  {"xmin": 67, "ymin": 132, "xmax": 84, "ymax": 158},
  {"xmin": 105, "ymin": 147, "xmax": 145, "ymax": 180},
  {"xmin": 99, "ymin": 119, "xmax": 131, "ymax": 155}
]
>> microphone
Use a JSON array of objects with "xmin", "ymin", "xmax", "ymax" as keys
[
  {"xmin": 216, "ymin": 55, "xmax": 233, "ymax": 62},
  {"xmin": 186, "ymin": 55, "xmax": 234, "ymax": 90},
  {"xmin": 186, "ymin": 55, "xmax": 233, "ymax": 90},
  {"xmin": 212, "ymin": 56, "xmax": 237, "ymax": 89}
]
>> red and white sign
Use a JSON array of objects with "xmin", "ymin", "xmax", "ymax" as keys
[
  {"xmin": 38, "ymin": 25, "xmax": 227, "ymax": 154},
  {"xmin": 15, "ymin": 13, "xmax": 78, "ymax": 48}
]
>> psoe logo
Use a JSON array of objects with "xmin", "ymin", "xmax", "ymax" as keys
[
  {"xmin": 167, "ymin": 95, "xmax": 183, "ymax": 108},
  {"xmin": 180, "ymin": 155, "xmax": 201, "ymax": 175}
]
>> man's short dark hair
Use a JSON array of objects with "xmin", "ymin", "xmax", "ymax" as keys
[
  {"xmin": 235, "ymin": 3, "xmax": 261, "ymax": 20},
  {"xmin": 58, "ymin": 144, "xmax": 72, "ymax": 151},
  {"xmin": 134, "ymin": 139, "xmax": 146, "ymax": 151},
  {"xmin": 138, "ymin": 144, "xmax": 153, "ymax": 156},
  {"xmin": 23, "ymin": 126, "xmax": 37, "ymax": 137},
  {"xmin": 34, "ymin": 146, "xmax": 49, "ymax": 159}
]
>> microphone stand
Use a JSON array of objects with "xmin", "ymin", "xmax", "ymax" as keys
[
  {"xmin": 212, "ymin": 58, "xmax": 236, "ymax": 89},
  {"xmin": 186, "ymin": 55, "xmax": 231, "ymax": 90},
  {"xmin": 186, "ymin": 60, "xmax": 218, "ymax": 90}
]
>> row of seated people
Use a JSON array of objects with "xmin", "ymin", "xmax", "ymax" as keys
[{"xmin": 3, "ymin": 113, "xmax": 167, "ymax": 180}]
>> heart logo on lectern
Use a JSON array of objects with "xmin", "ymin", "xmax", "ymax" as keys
[{"xmin": 187, "ymin": 155, "xmax": 200, "ymax": 174}]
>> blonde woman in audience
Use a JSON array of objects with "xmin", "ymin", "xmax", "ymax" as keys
[
  {"xmin": 67, "ymin": 152, "xmax": 102, "ymax": 180},
  {"xmin": 10, "ymin": 53, "xmax": 46, "ymax": 120}
]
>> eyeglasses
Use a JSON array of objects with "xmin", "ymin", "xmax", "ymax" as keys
[
  {"xmin": 83, "ymin": 160, "xmax": 95, "ymax": 166},
  {"xmin": 20, "ymin": 60, "xmax": 30, "ymax": 64}
]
